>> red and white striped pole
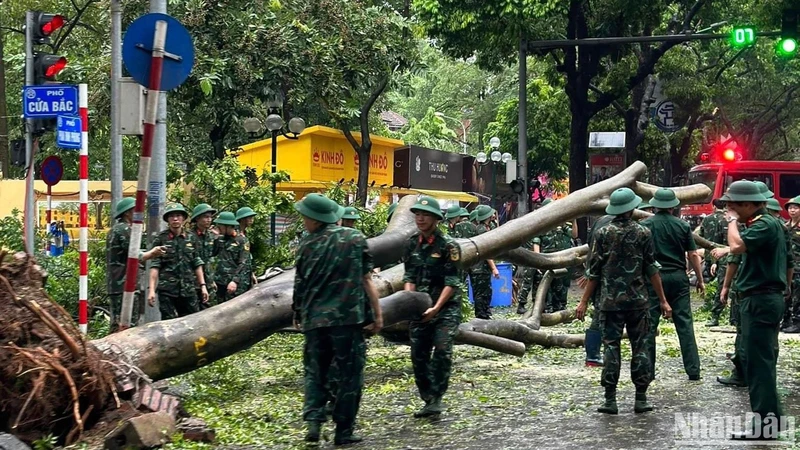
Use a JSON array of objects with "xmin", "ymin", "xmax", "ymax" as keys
[
  {"xmin": 120, "ymin": 20, "xmax": 167, "ymax": 329},
  {"xmin": 78, "ymin": 83, "xmax": 89, "ymax": 334}
]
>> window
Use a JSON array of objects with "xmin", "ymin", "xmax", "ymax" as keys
[
  {"xmin": 687, "ymin": 170, "xmax": 717, "ymax": 204},
  {"xmin": 723, "ymin": 172, "xmax": 773, "ymax": 193},
  {"xmin": 779, "ymin": 174, "xmax": 800, "ymax": 199}
]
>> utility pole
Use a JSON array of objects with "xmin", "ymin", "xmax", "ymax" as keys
[
  {"xmin": 147, "ymin": 0, "xmax": 167, "ymax": 243},
  {"xmin": 517, "ymin": 34, "xmax": 529, "ymax": 216},
  {"xmin": 110, "ymin": 0, "xmax": 123, "ymax": 220},
  {"xmin": 24, "ymin": 11, "xmax": 35, "ymax": 254}
]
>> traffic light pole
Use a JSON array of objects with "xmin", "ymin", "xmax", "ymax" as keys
[
  {"xmin": 526, "ymin": 31, "xmax": 782, "ymax": 50},
  {"xmin": 24, "ymin": 11, "xmax": 35, "ymax": 255}
]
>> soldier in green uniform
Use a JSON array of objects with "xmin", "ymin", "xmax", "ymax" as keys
[
  {"xmin": 445, "ymin": 205, "xmax": 463, "ymax": 235},
  {"xmin": 235, "ymin": 207, "xmax": 257, "ymax": 291},
  {"xmin": 642, "ymin": 188, "xmax": 704, "ymax": 381},
  {"xmin": 341, "ymin": 206, "xmax": 360, "ymax": 229},
  {"xmin": 700, "ymin": 199, "xmax": 728, "ymax": 326},
  {"xmin": 292, "ymin": 193, "xmax": 382, "ymax": 446},
  {"xmin": 105, "ymin": 198, "xmax": 166, "ymax": 331},
  {"xmin": 576, "ymin": 188, "xmax": 671, "ymax": 414},
  {"xmin": 720, "ymin": 180, "xmax": 788, "ymax": 440},
  {"xmin": 783, "ymin": 195, "xmax": 800, "ymax": 333},
  {"xmin": 471, "ymin": 205, "xmax": 500, "ymax": 319},
  {"xmin": 581, "ymin": 213, "xmax": 616, "ymax": 366},
  {"xmin": 638, "ymin": 201, "xmax": 654, "ymax": 214},
  {"xmin": 148, "ymin": 203, "xmax": 209, "ymax": 319},
  {"xmin": 190, "ymin": 203, "xmax": 218, "ymax": 309},
  {"xmin": 515, "ymin": 236, "xmax": 540, "ymax": 315},
  {"xmin": 212, "ymin": 212, "xmax": 251, "ymax": 303},
  {"xmin": 469, "ymin": 209, "xmax": 479, "ymax": 225},
  {"xmin": 535, "ymin": 215, "xmax": 576, "ymax": 312},
  {"xmin": 403, "ymin": 196, "xmax": 462, "ymax": 418},
  {"xmin": 766, "ymin": 198, "xmax": 796, "ymax": 331}
]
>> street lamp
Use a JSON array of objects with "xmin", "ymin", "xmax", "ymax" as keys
[
  {"xmin": 435, "ymin": 111, "xmax": 468, "ymax": 154},
  {"xmin": 242, "ymin": 101, "xmax": 306, "ymax": 246},
  {"xmin": 484, "ymin": 137, "xmax": 511, "ymax": 210}
]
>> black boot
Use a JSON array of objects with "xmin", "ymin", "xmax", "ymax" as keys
[
  {"xmin": 717, "ymin": 366, "xmax": 747, "ymax": 387},
  {"xmin": 597, "ymin": 387, "xmax": 618, "ymax": 414},
  {"xmin": 334, "ymin": 426, "xmax": 363, "ymax": 446},
  {"xmin": 305, "ymin": 421, "xmax": 322, "ymax": 443},
  {"xmin": 517, "ymin": 303, "xmax": 528, "ymax": 315},
  {"xmin": 634, "ymin": 390, "xmax": 654, "ymax": 413}
]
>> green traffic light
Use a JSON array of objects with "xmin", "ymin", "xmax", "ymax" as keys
[{"xmin": 780, "ymin": 38, "xmax": 798, "ymax": 55}]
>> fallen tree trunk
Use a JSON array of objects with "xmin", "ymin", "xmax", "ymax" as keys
[
  {"xmin": 455, "ymin": 329, "xmax": 527, "ymax": 357},
  {"xmin": 461, "ymin": 319, "xmax": 585, "ymax": 348},
  {"xmin": 633, "ymin": 181, "xmax": 711, "ymax": 203},
  {"xmin": 502, "ymin": 246, "xmax": 588, "ymax": 270}
]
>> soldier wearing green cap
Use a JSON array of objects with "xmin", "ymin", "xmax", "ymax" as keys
[
  {"xmin": 765, "ymin": 198, "xmax": 796, "ymax": 330},
  {"xmin": 471, "ymin": 205, "xmax": 500, "ymax": 319},
  {"xmin": 701, "ymin": 199, "xmax": 730, "ymax": 326},
  {"xmin": 783, "ymin": 195, "xmax": 800, "ymax": 333},
  {"xmin": 576, "ymin": 187, "xmax": 671, "ymax": 415},
  {"xmin": 212, "ymin": 212, "xmax": 251, "ymax": 303},
  {"xmin": 716, "ymin": 180, "xmax": 789, "ymax": 440},
  {"xmin": 580, "ymin": 213, "xmax": 616, "ymax": 367},
  {"xmin": 533, "ymin": 199, "xmax": 577, "ymax": 312},
  {"xmin": 148, "ymin": 203, "xmax": 209, "ymax": 319},
  {"xmin": 641, "ymin": 188, "xmax": 704, "ymax": 382},
  {"xmin": 516, "ymin": 199, "xmax": 553, "ymax": 314},
  {"xmin": 403, "ymin": 195, "xmax": 462, "ymax": 418},
  {"xmin": 292, "ymin": 193, "xmax": 382, "ymax": 446},
  {"xmin": 105, "ymin": 198, "xmax": 166, "ymax": 331},
  {"xmin": 341, "ymin": 206, "xmax": 361, "ymax": 228},
  {"xmin": 190, "ymin": 203, "xmax": 218, "ymax": 308},
  {"xmin": 235, "ymin": 207, "xmax": 257, "ymax": 292},
  {"xmin": 638, "ymin": 201, "xmax": 654, "ymax": 214}
]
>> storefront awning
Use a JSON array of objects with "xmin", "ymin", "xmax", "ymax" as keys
[{"xmin": 389, "ymin": 187, "xmax": 478, "ymax": 203}]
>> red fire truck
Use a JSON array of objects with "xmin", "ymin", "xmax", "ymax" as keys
[{"xmin": 681, "ymin": 160, "xmax": 800, "ymax": 227}]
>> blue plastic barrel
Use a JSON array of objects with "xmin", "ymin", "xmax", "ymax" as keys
[{"xmin": 466, "ymin": 262, "xmax": 513, "ymax": 307}]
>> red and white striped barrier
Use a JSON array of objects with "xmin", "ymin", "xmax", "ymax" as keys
[{"xmin": 78, "ymin": 83, "xmax": 89, "ymax": 334}]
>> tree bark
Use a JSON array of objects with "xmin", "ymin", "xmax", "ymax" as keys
[
  {"xmin": 456, "ymin": 329, "xmax": 527, "ymax": 357},
  {"xmin": 462, "ymin": 319, "xmax": 584, "ymax": 348},
  {"xmin": 503, "ymin": 246, "xmax": 587, "ymax": 271}
]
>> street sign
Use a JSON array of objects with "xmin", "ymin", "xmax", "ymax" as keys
[
  {"xmin": 122, "ymin": 13, "xmax": 195, "ymax": 91},
  {"xmin": 22, "ymin": 85, "xmax": 78, "ymax": 118},
  {"xmin": 56, "ymin": 115, "xmax": 82, "ymax": 149},
  {"xmin": 41, "ymin": 155, "xmax": 63, "ymax": 186},
  {"xmin": 589, "ymin": 132, "xmax": 626, "ymax": 148}
]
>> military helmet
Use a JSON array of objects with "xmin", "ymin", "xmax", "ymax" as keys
[
  {"xmin": 637, "ymin": 201, "xmax": 653, "ymax": 210},
  {"xmin": 459, "ymin": 207, "xmax": 470, "ymax": 218},
  {"xmin": 341, "ymin": 206, "xmax": 361, "ymax": 220},
  {"xmin": 785, "ymin": 195, "xmax": 800, "ymax": 209},
  {"xmin": 469, "ymin": 209, "xmax": 478, "ymax": 222},
  {"xmin": 754, "ymin": 181, "xmax": 774, "ymax": 199},
  {"xmin": 235, "ymin": 207, "xmax": 257, "ymax": 221},
  {"xmin": 191, "ymin": 203, "xmax": 217, "ymax": 221},
  {"xmin": 476, "ymin": 205, "xmax": 494, "ymax": 222},
  {"xmin": 766, "ymin": 198, "xmax": 782, "ymax": 212},
  {"xmin": 294, "ymin": 193, "xmax": 340, "ymax": 224},
  {"xmin": 410, "ymin": 196, "xmax": 444, "ymax": 220},
  {"xmin": 387, "ymin": 203, "xmax": 398, "ymax": 223},
  {"xmin": 163, "ymin": 202, "xmax": 189, "ymax": 222},
  {"xmin": 114, "ymin": 197, "xmax": 136, "ymax": 219},
  {"xmin": 647, "ymin": 188, "xmax": 680, "ymax": 209},
  {"xmin": 605, "ymin": 188, "xmax": 642, "ymax": 215},
  {"xmin": 444, "ymin": 205, "xmax": 462, "ymax": 220},
  {"xmin": 214, "ymin": 211, "xmax": 239, "ymax": 226},
  {"xmin": 720, "ymin": 180, "xmax": 767, "ymax": 203}
]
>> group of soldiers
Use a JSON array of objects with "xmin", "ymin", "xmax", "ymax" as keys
[
  {"xmin": 574, "ymin": 180, "xmax": 789, "ymax": 440},
  {"xmin": 105, "ymin": 199, "xmax": 258, "ymax": 331}
]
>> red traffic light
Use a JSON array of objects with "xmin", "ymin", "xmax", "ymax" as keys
[
  {"xmin": 34, "ymin": 54, "xmax": 68, "ymax": 83},
  {"xmin": 32, "ymin": 12, "xmax": 66, "ymax": 44},
  {"xmin": 40, "ymin": 15, "xmax": 65, "ymax": 35},
  {"xmin": 723, "ymin": 148, "xmax": 736, "ymax": 161},
  {"xmin": 699, "ymin": 153, "xmax": 710, "ymax": 162}
]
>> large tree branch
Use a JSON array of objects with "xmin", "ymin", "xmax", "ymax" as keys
[
  {"xmin": 54, "ymin": 0, "xmax": 99, "ymax": 52},
  {"xmin": 589, "ymin": 84, "xmax": 625, "ymax": 117}
]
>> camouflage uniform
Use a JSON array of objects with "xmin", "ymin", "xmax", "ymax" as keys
[
  {"xmin": 699, "ymin": 210, "xmax": 728, "ymax": 323},
  {"xmin": 106, "ymin": 220, "xmax": 143, "ymax": 330},
  {"xmin": 516, "ymin": 236, "xmax": 542, "ymax": 313},
  {"xmin": 404, "ymin": 229, "xmax": 462, "ymax": 409},
  {"xmin": 583, "ymin": 215, "xmax": 616, "ymax": 364},
  {"xmin": 213, "ymin": 231, "xmax": 250, "ymax": 303},
  {"xmin": 469, "ymin": 224, "xmax": 493, "ymax": 319},
  {"xmin": 536, "ymin": 223, "xmax": 573, "ymax": 312},
  {"xmin": 191, "ymin": 225, "xmax": 217, "ymax": 308},
  {"xmin": 786, "ymin": 221, "xmax": 800, "ymax": 330},
  {"xmin": 293, "ymin": 224, "xmax": 373, "ymax": 436},
  {"xmin": 150, "ymin": 230, "xmax": 205, "ymax": 319},
  {"xmin": 642, "ymin": 211, "xmax": 701, "ymax": 380},
  {"xmin": 587, "ymin": 216, "xmax": 659, "ymax": 393}
]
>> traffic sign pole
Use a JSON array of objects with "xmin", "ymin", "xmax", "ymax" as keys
[
  {"xmin": 24, "ymin": 11, "xmax": 35, "ymax": 255},
  {"xmin": 78, "ymin": 83, "xmax": 89, "ymax": 334},
  {"xmin": 120, "ymin": 20, "xmax": 167, "ymax": 329}
]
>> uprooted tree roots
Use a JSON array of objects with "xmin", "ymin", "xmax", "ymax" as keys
[{"xmin": 0, "ymin": 252, "xmax": 117, "ymax": 445}]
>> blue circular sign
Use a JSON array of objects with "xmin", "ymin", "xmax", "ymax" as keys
[
  {"xmin": 41, "ymin": 156, "xmax": 63, "ymax": 186},
  {"xmin": 122, "ymin": 13, "xmax": 195, "ymax": 92}
]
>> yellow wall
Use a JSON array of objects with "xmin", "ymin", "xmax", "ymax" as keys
[{"xmin": 234, "ymin": 125, "xmax": 403, "ymax": 187}]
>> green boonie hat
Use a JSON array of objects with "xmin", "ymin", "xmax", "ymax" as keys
[
  {"xmin": 766, "ymin": 198, "xmax": 782, "ymax": 212},
  {"xmin": 342, "ymin": 206, "xmax": 360, "ymax": 220},
  {"xmin": 605, "ymin": 188, "xmax": 642, "ymax": 215},
  {"xmin": 387, "ymin": 203, "xmax": 397, "ymax": 223},
  {"xmin": 410, "ymin": 196, "xmax": 443, "ymax": 220},
  {"xmin": 214, "ymin": 211, "xmax": 239, "ymax": 226},
  {"xmin": 637, "ymin": 201, "xmax": 653, "ymax": 210},
  {"xmin": 755, "ymin": 181, "xmax": 774, "ymax": 199},
  {"xmin": 469, "ymin": 209, "xmax": 478, "ymax": 221},
  {"xmin": 444, "ymin": 205, "xmax": 461, "ymax": 219},
  {"xmin": 294, "ymin": 193, "xmax": 340, "ymax": 224},
  {"xmin": 785, "ymin": 195, "xmax": 800, "ymax": 209},
  {"xmin": 235, "ymin": 207, "xmax": 256, "ymax": 221},
  {"xmin": 114, "ymin": 197, "xmax": 136, "ymax": 219},
  {"xmin": 722, "ymin": 180, "xmax": 767, "ymax": 203},
  {"xmin": 648, "ymin": 188, "xmax": 680, "ymax": 209},
  {"xmin": 191, "ymin": 203, "xmax": 217, "ymax": 221},
  {"xmin": 459, "ymin": 207, "xmax": 470, "ymax": 218},
  {"xmin": 476, "ymin": 205, "xmax": 494, "ymax": 222},
  {"xmin": 163, "ymin": 202, "xmax": 189, "ymax": 222}
]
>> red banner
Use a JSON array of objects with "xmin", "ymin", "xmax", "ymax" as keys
[{"xmin": 589, "ymin": 154, "xmax": 625, "ymax": 185}]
